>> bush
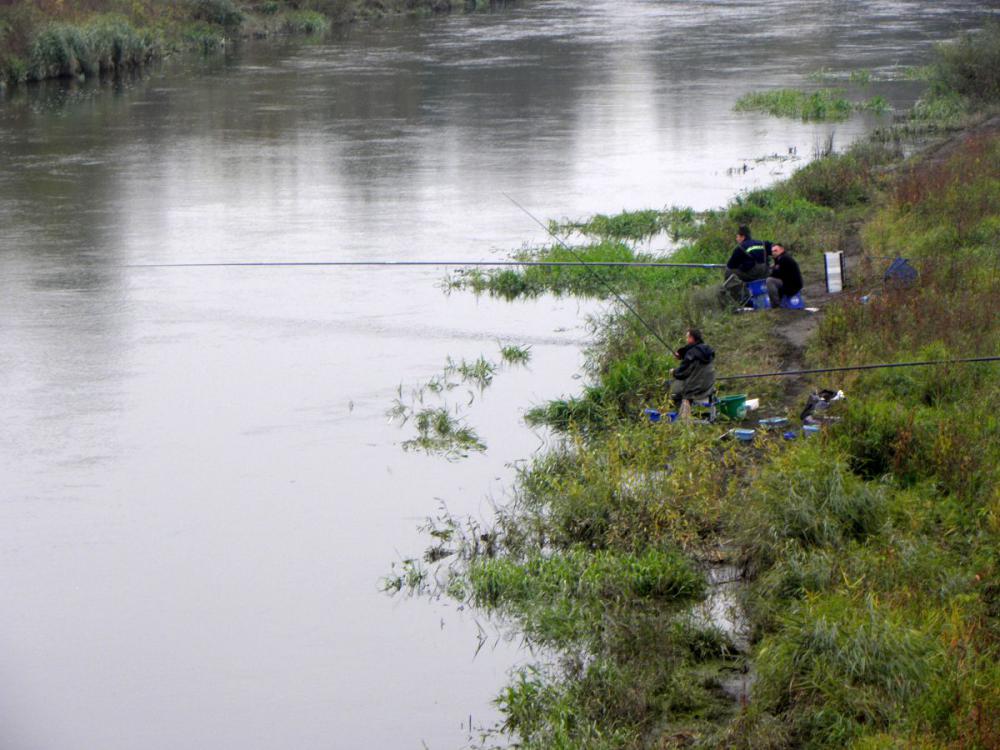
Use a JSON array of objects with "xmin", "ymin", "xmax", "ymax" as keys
[
  {"xmin": 283, "ymin": 10, "xmax": 331, "ymax": 34},
  {"xmin": 29, "ymin": 23, "xmax": 91, "ymax": 79},
  {"xmin": 931, "ymin": 22, "xmax": 1000, "ymax": 103},
  {"xmin": 741, "ymin": 443, "xmax": 886, "ymax": 571},
  {"xmin": 754, "ymin": 595, "xmax": 932, "ymax": 747},
  {"xmin": 87, "ymin": 16, "xmax": 156, "ymax": 72},
  {"xmin": 181, "ymin": 21, "xmax": 227, "ymax": 53},
  {"xmin": 188, "ymin": 0, "xmax": 244, "ymax": 28},
  {"xmin": 469, "ymin": 547, "xmax": 705, "ymax": 645},
  {"xmin": 787, "ymin": 151, "xmax": 880, "ymax": 208}
]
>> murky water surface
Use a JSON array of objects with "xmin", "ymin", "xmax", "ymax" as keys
[{"xmin": 0, "ymin": 1, "xmax": 993, "ymax": 747}]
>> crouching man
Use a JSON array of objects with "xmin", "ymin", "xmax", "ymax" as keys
[
  {"xmin": 669, "ymin": 328, "xmax": 716, "ymax": 417},
  {"xmin": 766, "ymin": 244, "xmax": 803, "ymax": 307}
]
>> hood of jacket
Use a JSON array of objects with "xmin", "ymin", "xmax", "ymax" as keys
[{"xmin": 686, "ymin": 343, "xmax": 715, "ymax": 363}]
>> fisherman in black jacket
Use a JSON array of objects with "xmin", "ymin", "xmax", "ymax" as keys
[
  {"xmin": 766, "ymin": 244, "xmax": 803, "ymax": 307},
  {"xmin": 670, "ymin": 328, "xmax": 716, "ymax": 408},
  {"xmin": 722, "ymin": 225, "xmax": 772, "ymax": 304}
]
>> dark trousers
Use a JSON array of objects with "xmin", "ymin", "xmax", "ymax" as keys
[
  {"xmin": 721, "ymin": 264, "xmax": 767, "ymax": 303},
  {"xmin": 766, "ymin": 277, "xmax": 783, "ymax": 307}
]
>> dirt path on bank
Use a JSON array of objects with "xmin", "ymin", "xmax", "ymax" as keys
[
  {"xmin": 767, "ymin": 113, "xmax": 1000, "ymax": 413},
  {"xmin": 768, "ymin": 222, "xmax": 864, "ymax": 408}
]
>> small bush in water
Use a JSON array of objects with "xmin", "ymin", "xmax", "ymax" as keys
[
  {"xmin": 187, "ymin": 0, "xmax": 244, "ymax": 28},
  {"xmin": 283, "ymin": 11, "xmax": 331, "ymax": 35}
]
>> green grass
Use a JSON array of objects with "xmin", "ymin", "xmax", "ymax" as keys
[
  {"xmin": 499, "ymin": 342, "xmax": 532, "ymax": 365},
  {"xmin": 281, "ymin": 10, "xmax": 331, "ymax": 35},
  {"xmin": 400, "ymin": 406, "xmax": 486, "ymax": 458},
  {"xmin": 734, "ymin": 88, "xmax": 893, "ymax": 121},
  {"xmin": 735, "ymin": 88, "xmax": 855, "ymax": 121}
]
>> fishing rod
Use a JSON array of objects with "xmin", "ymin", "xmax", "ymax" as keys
[
  {"xmin": 502, "ymin": 193, "xmax": 676, "ymax": 352},
  {"xmin": 128, "ymin": 197, "xmax": 714, "ymax": 356},
  {"xmin": 716, "ymin": 356, "xmax": 1000, "ymax": 381},
  {"xmin": 127, "ymin": 260, "xmax": 726, "ymax": 269}
]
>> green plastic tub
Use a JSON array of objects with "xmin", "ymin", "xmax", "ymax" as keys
[{"xmin": 718, "ymin": 394, "xmax": 748, "ymax": 421}]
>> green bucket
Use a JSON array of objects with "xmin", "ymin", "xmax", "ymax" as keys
[{"xmin": 718, "ymin": 394, "xmax": 748, "ymax": 421}]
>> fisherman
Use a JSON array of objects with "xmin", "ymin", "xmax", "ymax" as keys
[
  {"xmin": 722, "ymin": 225, "xmax": 772, "ymax": 304},
  {"xmin": 766, "ymin": 243, "xmax": 803, "ymax": 307},
  {"xmin": 669, "ymin": 328, "xmax": 716, "ymax": 415}
]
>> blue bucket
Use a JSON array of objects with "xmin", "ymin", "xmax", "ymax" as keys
[
  {"xmin": 746, "ymin": 279, "xmax": 771, "ymax": 310},
  {"xmin": 780, "ymin": 292, "xmax": 805, "ymax": 310}
]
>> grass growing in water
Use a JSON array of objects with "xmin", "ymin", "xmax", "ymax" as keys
[
  {"xmin": 499, "ymin": 343, "xmax": 532, "ymax": 366},
  {"xmin": 24, "ymin": 16, "xmax": 157, "ymax": 81},
  {"xmin": 387, "ymin": 349, "xmax": 533, "ymax": 458},
  {"xmin": 734, "ymin": 88, "xmax": 890, "ymax": 121},
  {"xmin": 400, "ymin": 406, "xmax": 486, "ymax": 459}
]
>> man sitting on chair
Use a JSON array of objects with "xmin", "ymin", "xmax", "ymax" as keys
[
  {"xmin": 670, "ymin": 328, "xmax": 716, "ymax": 415},
  {"xmin": 766, "ymin": 244, "xmax": 803, "ymax": 308}
]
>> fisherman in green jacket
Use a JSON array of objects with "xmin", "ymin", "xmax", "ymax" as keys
[{"xmin": 669, "ymin": 328, "xmax": 716, "ymax": 409}]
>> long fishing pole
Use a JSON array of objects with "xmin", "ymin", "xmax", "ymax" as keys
[
  {"xmin": 717, "ymin": 355, "xmax": 1000, "ymax": 381},
  {"xmin": 502, "ymin": 193, "xmax": 676, "ymax": 352},
  {"xmin": 127, "ymin": 260, "xmax": 725, "ymax": 269}
]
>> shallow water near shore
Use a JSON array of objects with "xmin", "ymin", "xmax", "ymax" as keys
[{"xmin": 0, "ymin": 1, "xmax": 993, "ymax": 748}]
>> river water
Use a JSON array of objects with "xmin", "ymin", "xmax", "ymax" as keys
[{"xmin": 0, "ymin": 1, "xmax": 993, "ymax": 748}]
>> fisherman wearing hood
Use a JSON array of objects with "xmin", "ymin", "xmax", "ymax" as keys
[{"xmin": 669, "ymin": 328, "xmax": 716, "ymax": 407}]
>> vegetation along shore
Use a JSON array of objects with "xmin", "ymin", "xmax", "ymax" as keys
[
  {"xmin": 386, "ymin": 24, "xmax": 1000, "ymax": 749},
  {"xmin": 0, "ymin": 0, "xmax": 518, "ymax": 87}
]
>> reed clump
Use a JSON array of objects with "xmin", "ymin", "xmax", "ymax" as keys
[{"xmin": 20, "ymin": 15, "xmax": 157, "ymax": 82}]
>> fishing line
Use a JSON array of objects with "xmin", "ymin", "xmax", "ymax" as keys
[
  {"xmin": 502, "ymin": 193, "xmax": 676, "ymax": 352},
  {"xmin": 126, "ymin": 260, "xmax": 726, "ymax": 269},
  {"xmin": 716, "ymin": 356, "xmax": 1000, "ymax": 381}
]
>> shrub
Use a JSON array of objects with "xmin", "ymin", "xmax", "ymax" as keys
[
  {"xmin": 754, "ymin": 595, "xmax": 932, "ymax": 747},
  {"xmin": 29, "ymin": 23, "xmax": 92, "ymax": 79},
  {"xmin": 87, "ymin": 16, "xmax": 155, "ymax": 72},
  {"xmin": 283, "ymin": 11, "xmax": 331, "ymax": 34},
  {"xmin": 930, "ymin": 22, "xmax": 1000, "ymax": 103},
  {"xmin": 787, "ymin": 150, "xmax": 882, "ymax": 208},
  {"xmin": 469, "ymin": 547, "xmax": 705, "ymax": 646},
  {"xmin": 188, "ymin": 0, "xmax": 244, "ymax": 28},
  {"xmin": 181, "ymin": 21, "xmax": 227, "ymax": 53},
  {"xmin": 741, "ymin": 443, "xmax": 886, "ymax": 572}
]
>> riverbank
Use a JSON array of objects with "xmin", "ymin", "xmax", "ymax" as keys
[
  {"xmin": 389, "ymin": 25, "xmax": 1000, "ymax": 749},
  {"xmin": 0, "ymin": 0, "xmax": 518, "ymax": 87}
]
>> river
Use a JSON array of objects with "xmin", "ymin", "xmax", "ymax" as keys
[{"xmin": 0, "ymin": 1, "xmax": 993, "ymax": 748}]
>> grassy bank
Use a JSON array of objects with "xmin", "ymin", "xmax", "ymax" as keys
[
  {"xmin": 388, "ymin": 26, "xmax": 1000, "ymax": 749},
  {"xmin": 0, "ymin": 0, "xmax": 518, "ymax": 86}
]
